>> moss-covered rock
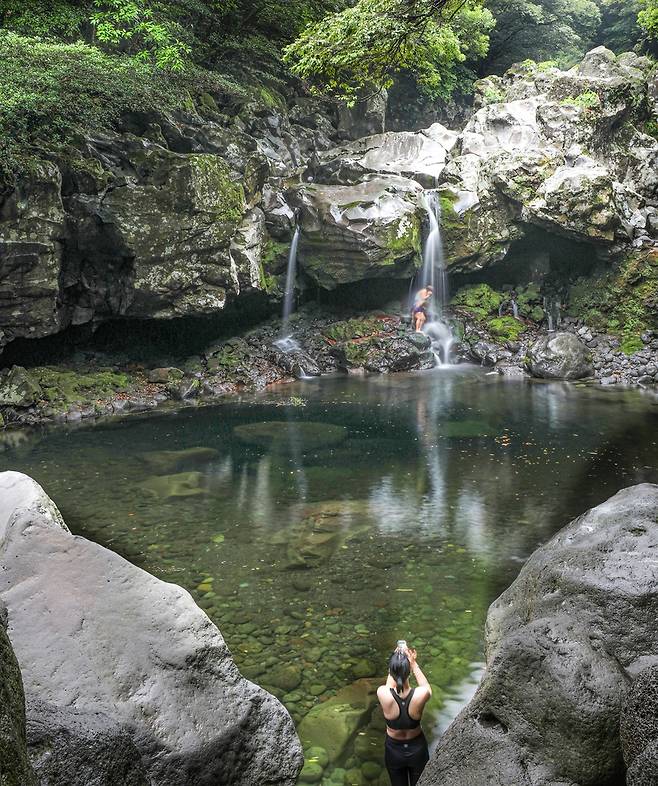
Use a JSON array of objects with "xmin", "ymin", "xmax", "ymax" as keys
[
  {"xmin": 30, "ymin": 367, "xmax": 130, "ymax": 412},
  {"xmin": 486, "ymin": 316, "xmax": 526, "ymax": 342},
  {"xmin": 567, "ymin": 249, "xmax": 658, "ymax": 349},
  {"xmin": 0, "ymin": 366, "xmax": 42, "ymax": 407},
  {"xmin": 451, "ymin": 284, "xmax": 504, "ymax": 318},
  {"xmin": 0, "ymin": 606, "xmax": 37, "ymax": 786}
]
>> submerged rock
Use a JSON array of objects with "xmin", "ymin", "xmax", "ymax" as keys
[
  {"xmin": 0, "ymin": 471, "xmax": 302, "ymax": 786},
  {"xmin": 234, "ymin": 421, "xmax": 347, "ymax": 452},
  {"xmin": 527, "ymin": 331, "xmax": 593, "ymax": 379},
  {"xmin": 419, "ymin": 483, "xmax": 658, "ymax": 786},
  {"xmin": 298, "ymin": 678, "xmax": 379, "ymax": 765},
  {"xmin": 139, "ymin": 446, "xmax": 219, "ymax": 475},
  {"xmin": 139, "ymin": 470, "xmax": 207, "ymax": 500}
]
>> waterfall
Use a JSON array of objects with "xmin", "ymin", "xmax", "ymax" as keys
[
  {"xmin": 544, "ymin": 296, "xmax": 559, "ymax": 332},
  {"xmin": 511, "ymin": 299, "xmax": 519, "ymax": 319},
  {"xmin": 275, "ymin": 226, "xmax": 301, "ymax": 353},
  {"xmin": 418, "ymin": 191, "xmax": 454, "ymax": 366},
  {"xmin": 420, "ymin": 191, "xmax": 448, "ymax": 316}
]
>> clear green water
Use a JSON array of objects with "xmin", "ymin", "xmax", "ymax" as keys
[{"xmin": 2, "ymin": 367, "xmax": 657, "ymax": 785}]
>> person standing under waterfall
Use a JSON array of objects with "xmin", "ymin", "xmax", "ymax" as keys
[
  {"xmin": 377, "ymin": 644, "xmax": 432, "ymax": 785},
  {"xmin": 412, "ymin": 285, "xmax": 433, "ymax": 333}
]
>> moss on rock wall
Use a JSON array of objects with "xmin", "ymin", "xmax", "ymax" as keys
[{"xmin": 567, "ymin": 249, "xmax": 658, "ymax": 353}]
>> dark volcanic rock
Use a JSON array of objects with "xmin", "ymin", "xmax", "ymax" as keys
[
  {"xmin": 26, "ymin": 698, "xmax": 148, "ymax": 786},
  {"xmin": 0, "ymin": 602, "xmax": 37, "ymax": 786},
  {"xmin": 527, "ymin": 332, "xmax": 593, "ymax": 379},
  {"xmin": 0, "ymin": 471, "xmax": 302, "ymax": 786},
  {"xmin": 621, "ymin": 665, "xmax": 658, "ymax": 786},
  {"xmin": 419, "ymin": 483, "xmax": 658, "ymax": 786}
]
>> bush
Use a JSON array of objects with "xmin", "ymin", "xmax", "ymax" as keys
[{"xmin": 0, "ymin": 31, "xmax": 241, "ymax": 184}]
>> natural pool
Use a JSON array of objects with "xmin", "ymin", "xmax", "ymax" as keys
[{"xmin": 2, "ymin": 366, "xmax": 657, "ymax": 785}]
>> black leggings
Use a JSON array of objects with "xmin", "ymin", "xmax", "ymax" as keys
[{"xmin": 385, "ymin": 733, "xmax": 430, "ymax": 786}]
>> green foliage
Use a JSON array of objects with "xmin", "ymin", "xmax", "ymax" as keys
[
  {"xmin": 451, "ymin": 284, "xmax": 504, "ymax": 318},
  {"xmin": 638, "ymin": 0, "xmax": 658, "ymax": 38},
  {"xmin": 90, "ymin": 0, "xmax": 191, "ymax": 70},
  {"xmin": 560, "ymin": 90, "xmax": 601, "ymax": 108},
  {"xmin": 284, "ymin": 0, "xmax": 494, "ymax": 102},
  {"xmin": 0, "ymin": 30, "xmax": 240, "ymax": 183},
  {"xmin": 482, "ymin": 0, "xmax": 601, "ymax": 74}
]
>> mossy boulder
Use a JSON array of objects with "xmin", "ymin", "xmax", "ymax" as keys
[
  {"xmin": 29, "ymin": 367, "xmax": 130, "ymax": 412},
  {"xmin": 0, "ymin": 366, "xmax": 42, "ymax": 408},
  {"xmin": 290, "ymin": 175, "xmax": 423, "ymax": 289},
  {"xmin": 234, "ymin": 422, "xmax": 347, "ymax": 452},
  {"xmin": 486, "ymin": 317, "xmax": 526, "ymax": 342},
  {"xmin": 567, "ymin": 248, "xmax": 658, "ymax": 351},
  {"xmin": 452, "ymin": 284, "xmax": 504, "ymax": 318}
]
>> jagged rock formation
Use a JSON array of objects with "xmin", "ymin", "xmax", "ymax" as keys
[
  {"xmin": 0, "ymin": 471, "xmax": 303, "ymax": 785},
  {"xmin": 418, "ymin": 483, "xmax": 658, "ymax": 786},
  {"xmin": 439, "ymin": 48, "xmax": 658, "ymax": 270},
  {"xmin": 1, "ymin": 47, "xmax": 656, "ymax": 365},
  {"xmin": 0, "ymin": 601, "xmax": 36, "ymax": 786}
]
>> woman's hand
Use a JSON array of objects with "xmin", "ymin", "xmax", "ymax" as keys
[{"xmin": 406, "ymin": 647, "xmax": 418, "ymax": 667}]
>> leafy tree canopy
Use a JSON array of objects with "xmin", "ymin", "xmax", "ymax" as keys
[
  {"xmin": 638, "ymin": 0, "xmax": 658, "ymax": 40},
  {"xmin": 283, "ymin": 0, "xmax": 494, "ymax": 103},
  {"xmin": 481, "ymin": 0, "xmax": 601, "ymax": 73}
]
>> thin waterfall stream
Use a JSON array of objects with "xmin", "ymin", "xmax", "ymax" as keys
[
  {"xmin": 274, "ymin": 225, "xmax": 302, "ymax": 353},
  {"xmin": 419, "ymin": 191, "xmax": 455, "ymax": 366}
]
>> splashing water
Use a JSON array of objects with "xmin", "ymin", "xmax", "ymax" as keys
[
  {"xmin": 418, "ymin": 191, "xmax": 455, "ymax": 366},
  {"xmin": 274, "ymin": 226, "xmax": 301, "ymax": 353}
]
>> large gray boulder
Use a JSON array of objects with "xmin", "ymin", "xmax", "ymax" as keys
[
  {"xmin": 419, "ymin": 483, "xmax": 658, "ymax": 786},
  {"xmin": 621, "ymin": 665, "xmax": 658, "ymax": 786},
  {"xmin": 0, "ymin": 602, "xmax": 37, "ymax": 786},
  {"xmin": 526, "ymin": 332, "xmax": 593, "ymax": 379},
  {"xmin": 0, "ymin": 471, "xmax": 302, "ymax": 786}
]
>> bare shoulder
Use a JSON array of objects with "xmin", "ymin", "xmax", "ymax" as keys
[
  {"xmin": 413, "ymin": 685, "xmax": 432, "ymax": 703},
  {"xmin": 377, "ymin": 685, "xmax": 393, "ymax": 704}
]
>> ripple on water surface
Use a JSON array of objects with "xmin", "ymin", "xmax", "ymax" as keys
[{"xmin": 2, "ymin": 367, "xmax": 657, "ymax": 784}]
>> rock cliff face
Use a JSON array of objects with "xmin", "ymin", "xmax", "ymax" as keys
[
  {"xmin": 0, "ymin": 471, "xmax": 303, "ymax": 785},
  {"xmin": 0, "ymin": 47, "xmax": 656, "ymax": 359},
  {"xmin": 419, "ymin": 483, "xmax": 658, "ymax": 786}
]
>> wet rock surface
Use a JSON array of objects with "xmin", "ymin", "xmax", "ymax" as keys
[
  {"xmin": 526, "ymin": 332, "xmax": 593, "ymax": 379},
  {"xmin": 419, "ymin": 483, "xmax": 658, "ymax": 786},
  {"xmin": 0, "ymin": 471, "xmax": 303, "ymax": 786},
  {"xmin": 0, "ymin": 602, "xmax": 37, "ymax": 786}
]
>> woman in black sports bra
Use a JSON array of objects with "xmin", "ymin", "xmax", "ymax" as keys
[{"xmin": 376, "ymin": 645, "xmax": 432, "ymax": 785}]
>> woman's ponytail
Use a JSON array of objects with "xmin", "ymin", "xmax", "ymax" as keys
[{"xmin": 388, "ymin": 649, "xmax": 411, "ymax": 695}]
